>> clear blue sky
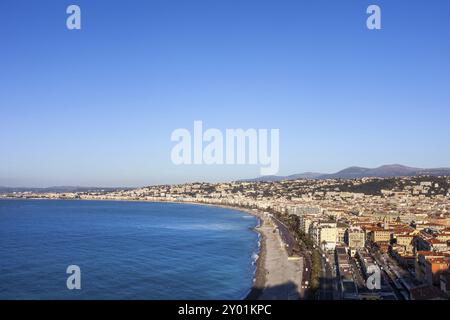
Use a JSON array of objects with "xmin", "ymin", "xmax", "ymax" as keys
[{"xmin": 1, "ymin": 0, "xmax": 450, "ymax": 187}]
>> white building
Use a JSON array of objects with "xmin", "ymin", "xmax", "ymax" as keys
[{"xmin": 311, "ymin": 221, "xmax": 337, "ymax": 251}]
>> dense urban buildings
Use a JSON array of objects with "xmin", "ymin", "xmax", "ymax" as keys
[{"xmin": 3, "ymin": 175, "xmax": 450, "ymax": 300}]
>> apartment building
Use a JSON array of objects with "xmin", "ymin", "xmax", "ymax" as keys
[
  {"xmin": 366, "ymin": 227, "xmax": 392, "ymax": 244},
  {"xmin": 416, "ymin": 251, "xmax": 450, "ymax": 286},
  {"xmin": 311, "ymin": 221, "xmax": 337, "ymax": 251},
  {"xmin": 299, "ymin": 215, "xmax": 314, "ymax": 235},
  {"xmin": 345, "ymin": 227, "xmax": 366, "ymax": 256}
]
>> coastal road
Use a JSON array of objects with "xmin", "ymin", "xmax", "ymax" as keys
[
  {"xmin": 271, "ymin": 215, "xmax": 312, "ymax": 298},
  {"xmin": 270, "ymin": 216, "xmax": 300, "ymax": 256}
]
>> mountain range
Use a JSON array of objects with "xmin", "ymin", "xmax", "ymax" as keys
[
  {"xmin": 241, "ymin": 164, "xmax": 450, "ymax": 182},
  {"xmin": 2, "ymin": 165, "xmax": 450, "ymax": 192}
]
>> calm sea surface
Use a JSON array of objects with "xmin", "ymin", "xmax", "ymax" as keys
[{"xmin": 0, "ymin": 199, "xmax": 259, "ymax": 299}]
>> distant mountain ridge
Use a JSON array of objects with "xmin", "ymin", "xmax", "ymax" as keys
[
  {"xmin": 2, "ymin": 165, "xmax": 450, "ymax": 191},
  {"xmin": 240, "ymin": 164, "xmax": 450, "ymax": 182},
  {"xmin": 245, "ymin": 172, "xmax": 323, "ymax": 182}
]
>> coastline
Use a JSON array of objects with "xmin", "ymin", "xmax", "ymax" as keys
[
  {"xmin": 0, "ymin": 197, "xmax": 302, "ymax": 300},
  {"xmin": 244, "ymin": 220, "xmax": 267, "ymax": 300}
]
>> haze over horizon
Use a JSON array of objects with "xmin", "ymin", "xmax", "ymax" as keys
[
  {"xmin": 1, "ymin": 0, "xmax": 450, "ymax": 187},
  {"xmin": 1, "ymin": 163, "xmax": 450, "ymax": 189}
]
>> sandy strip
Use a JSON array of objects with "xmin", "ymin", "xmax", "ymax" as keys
[{"xmin": 245, "ymin": 213, "xmax": 304, "ymax": 300}]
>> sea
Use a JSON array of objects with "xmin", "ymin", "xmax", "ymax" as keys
[{"xmin": 0, "ymin": 199, "xmax": 259, "ymax": 299}]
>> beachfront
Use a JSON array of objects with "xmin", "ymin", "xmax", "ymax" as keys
[
  {"xmin": 146, "ymin": 202, "xmax": 305, "ymax": 300},
  {"xmin": 0, "ymin": 195, "xmax": 305, "ymax": 300},
  {"xmin": 151, "ymin": 201, "xmax": 306, "ymax": 300},
  {"xmin": 246, "ymin": 211, "xmax": 304, "ymax": 300}
]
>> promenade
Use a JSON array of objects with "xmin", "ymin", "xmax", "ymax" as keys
[{"xmin": 247, "ymin": 215, "xmax": 304, "ymax": 300}]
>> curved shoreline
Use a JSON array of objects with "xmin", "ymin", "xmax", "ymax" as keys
[
  {"xmin": 109, "ymin": 200, "xmax": 270, "ymax": 300},
  {"xmin": 244, "ymin": 221, "xmax": 267, "ymax": 300},
  {"xmin": 0, "ymin": 197, "xmax": 299, "ymax": 300}
]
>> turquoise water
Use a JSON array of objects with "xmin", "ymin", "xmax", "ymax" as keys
[{"xmin": 0, "ymin": 200, "xmax": 259, "ymax": 299}]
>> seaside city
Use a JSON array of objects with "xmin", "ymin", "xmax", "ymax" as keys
[{"xmin": 3, "ymin": 174, "xmax": 450, "ymax": 300}]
